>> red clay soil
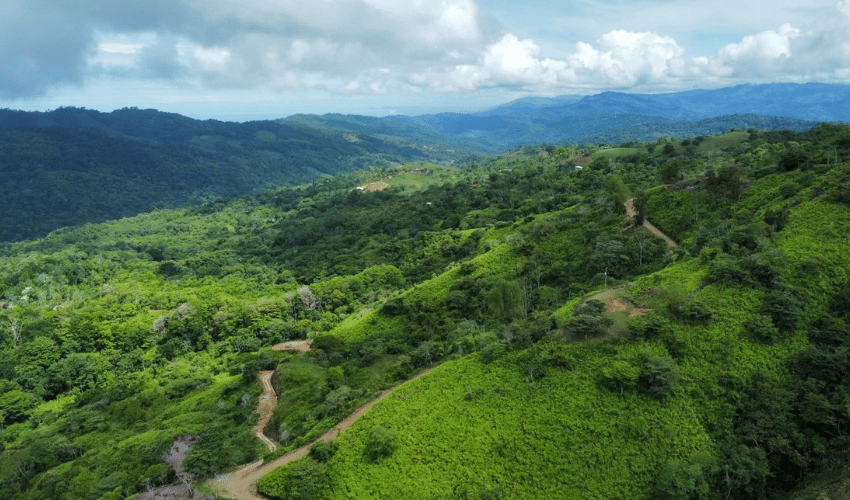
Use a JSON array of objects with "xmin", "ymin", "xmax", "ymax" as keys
[{"xmin": 205, "ymin": 340, "xmax": 435, "ymax": 500}]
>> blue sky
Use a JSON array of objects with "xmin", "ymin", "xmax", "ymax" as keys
[{"xmin": 1, "ymin": 0, "xmax": 846, "ymax": 120}]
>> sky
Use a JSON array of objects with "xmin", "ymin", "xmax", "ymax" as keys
[{"xmin": 1, "ymin": 0, "xmax": 848, "ymax": 121}]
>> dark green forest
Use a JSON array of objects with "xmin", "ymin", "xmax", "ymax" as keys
[
  {"xmin": 0, "ymin": 107, "xmax": 456, "ymax": 242},
  {"xmin": 1, "ymin": 121, "xmax": 850, "ymax": 499}
]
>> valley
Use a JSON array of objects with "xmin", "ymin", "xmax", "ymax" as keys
[{"xmin": 1, "ymin": 103, "xmax": 850, "ymax": 500}]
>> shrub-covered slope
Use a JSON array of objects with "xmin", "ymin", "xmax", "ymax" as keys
[
  {"xmin": 2, "ymin": 125, "xmax": 850, "ymax": 500},
  {"xmin": 258, "ymin": 125, "xmax": 850, "ymax": 500}
]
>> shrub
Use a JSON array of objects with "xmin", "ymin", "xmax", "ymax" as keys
[
  {"xmin": 364, "ymin": 425, "xmax": 397, "ymax": 462},
  {"xmin": 480, "ymin": 341, "xmax": 507, "ymax": 364},
  {"xmin": 308, "ymin": 440, "xmax": 338, "ymax": 463},
  {"xmin": 654, "ymin": 459, "xmax": 708, "ymax": 500},
  {"xmin": 744, "ymin": 315, "xmax": 780, "ymax": 344},
  {"xmin": 569, "ymin": 314, "xmax": 611, "ymax": 340},
  {"xmin": 601, "ymin": 360, "xmax": 640, "ymax": 397},
  {"xmin": 639, "ymin": 356, "xmax": 679, "ymax": 400},
  {"xmin": 629, "ymin": 314, "xmax": 671, "ymax": 341},
  {"xmin": 763, "ymin": 289, "xmax": 804, "ymax": 333},
  {"xmin": 684, "ymin": 299, "xmax": 713, "ymax": 324},
  {"xmin": 707, "ymin": 253, "xmax": 746, "ymax": 286},
  {"xmin": 778, "ymin": 149, "xmax": 809, "ymax": 172},
  {"xmin": 257, "ymin": 457, "xmax": 330, "ymax": 500}
]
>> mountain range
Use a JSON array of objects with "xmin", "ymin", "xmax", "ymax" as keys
[
  {"xmin": 1, "ymin": 82, "xmax": 848, "ymax": 242},
  {"xmin": 293, "ymin": 82, "xmax": 847, "ymax": 151}
]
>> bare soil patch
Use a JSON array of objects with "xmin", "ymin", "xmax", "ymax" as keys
[
  {"xmin": 360, "ymin": 180, "xmax": 389, "ymax": 192},
  {"xmin": 271, "ymin": 338, "xmax": 313, "ymax": 353}
]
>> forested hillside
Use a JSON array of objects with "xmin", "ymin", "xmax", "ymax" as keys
[
  {"xmin": 0, "ymin": 107, "xmax": 449, "ymax": 242},
  {"xmin": 2, "ymin": 83, "xmax": 843, "ymax": 242},
  {"xmin": 1, "ymin": 124, "xmax": 850, "ymax": 500},
  {"xmin": 292, "ymin": 83, "xmax": 841, "ymax": 153}
]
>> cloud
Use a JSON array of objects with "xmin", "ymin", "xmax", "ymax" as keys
[
  {"xmin": 0, "ymin": 1, "xmax": 93, "ymax": 98},
  {"xmin": 0, "ymin": 0, "xmax": 488, "ymax": 98},
  {"xmin": 3, "ymin": 0, "xmax": 850, "ymax": 104},
  {"xmin": 694, "ymin": 24, "xmax": 801, "ymax": 78},
  {"xmin": 418, "ymin": 30, "xmax": 685, "ymax": 92}
]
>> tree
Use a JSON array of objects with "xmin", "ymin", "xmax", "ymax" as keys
[
  {"xmin": 308, "ymin": 440, "xmax": 338, "ymax": 462},
  {"xmin": 654, "ymin": 459, "xmax": 708, "ymax": 500},
  {"xmin": 639, "ymin": 356, "xmax": 679, "ymax": 400},
  {"xmin": 48, "ymin": 352, "xmax": 113, "ymax": 394},
  {"xmin": 601, "ymin": 360, "xmax": 640, "ymax": 397},
  {"xmin": 0, "ymin": 389, "xmax": 35, "ymax": 425},
  {"xmin": 763, "ymin": 288, "xmax": 803, "ymax": 333},
  {"xmin": 777, "ymin": 149, "xmax": 809, "ymax": 172},
  {"xmin": 364, "ymin": 425, "xmax": 397, "ymax": 462},
  {"xmin": 1, "ymin": 316, "xmax": 23, "ymax": 347}
]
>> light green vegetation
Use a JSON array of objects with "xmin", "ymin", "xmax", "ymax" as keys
[
  {"xmin": 3, "ymin": 123, "xmax": 850, "ymax": 500},
  {"xmin": 263, "ymin": 351, "xmax": 712, "ymax": 499}
]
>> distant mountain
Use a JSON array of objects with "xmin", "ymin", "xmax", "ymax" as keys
[
  {"xmin": 0, "ymin": 83, "xmax": 843, "ymax": 241},
  {"xmin": 570, "ymin": 83, "xmax": 850, "ymax": 122},
  {"xmin": 290, "ymin": 83, "xmax": 838, "ymax": 151}
]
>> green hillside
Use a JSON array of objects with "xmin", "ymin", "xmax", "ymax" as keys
[
  {"xmin": 0, "ymin": 107, "xmax": 453, "ymax": 242},
  {"xmin": 1, "ymin": 124, "xmax": 849, "ymax": 500}
]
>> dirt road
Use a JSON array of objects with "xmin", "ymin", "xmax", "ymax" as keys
[
  {"xmin": 206, "ymin": 340, "xmax": 434, "ymax": 500},
  {"xmin": 625, "ymin": 199, "xmax": 679, "ymax": 248}
]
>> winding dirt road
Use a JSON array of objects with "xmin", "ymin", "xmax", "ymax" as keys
[
  {"xmin": 625, "ymin": 199, "xmax": 679, "ymax": 248},
  {"xmin": 206, "ymin": 340, "xmax": 434, "ymax": 500}
]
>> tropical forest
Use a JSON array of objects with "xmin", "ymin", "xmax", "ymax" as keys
[{"xmin": 1, "ymin": 103, "xmax": 850, "ymax": 500}]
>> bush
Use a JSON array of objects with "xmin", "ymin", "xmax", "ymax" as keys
[
  {"xmin": 654, "ymin": 459, "xmax": 708, "ymax": 500},
  {"xmin": 569, "ymin": 314, "xmax": 610, "ymax": 340},
  {"xmin": 257, "ymin": 457, "xmax": 330, "ymax": 500},
  {"xmin": 629, "ymin": 314, "xmax": 671, "ymax": 341},
  {"xmin": 684, "ymin": 299, "xmax": 713, "ymax": 324},
  {"xmin": 763, "ymin": 289, "xmax": 804, "ymax": 333},
  {"xmin": 308, "ymin": 440, "xmax": 338, "ymax": 463},
  {"xmin": 480, "ymin": 341, "xmax": 507, "ymax": 364},
  {"xmin": 601, "ymin": 360, "xmax": 640, "ymax": 397},
  {"xmin": 707, "ymin": 253, "xmax": 746, "ymax": 286},
  {"xmin": 364, "ymin": 426, "xmax": 397, "ymax": 462},
  {"xmin": 778, "ymin": 149, "xmax": 809, "ymax": 172},
  {"xmin": 744, "ymin": 315, "xmax": 779, "ymax": 344},
  {"xmin": 639, "ymin": 356, "xmax": 679, "ymax": 400}
]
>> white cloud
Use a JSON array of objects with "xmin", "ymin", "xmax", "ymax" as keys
[
  {"xmin": 719, "ymin": 24, "xmax": 799, "ymax": 60},
  {"xmin": 6, "ymin": 0, "xmax": 850, "ymax": 111},
  {"xmin": 418, "ymin": 30, "xmax": 686, "ymax": 92}
]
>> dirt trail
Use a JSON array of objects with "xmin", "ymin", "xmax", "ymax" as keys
[
  {"xmin": 625, "ymin": 199, "xmax": 679, "ymax": 248},
  {"xmin": 206, "ymin": 340, "xmax": 435, "ymax": 500},
  {"xmin": 253, "ymin": 371, "xmax": 279, "ymax": 452}
]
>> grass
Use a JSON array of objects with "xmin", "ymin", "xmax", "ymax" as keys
[
  {"xmin": 262, "ymin": 352, "xmax": 714, "ymax": 500},
  {"xmin": 592, "ymin": 147, "xmax": 647, "ymax": 161}
]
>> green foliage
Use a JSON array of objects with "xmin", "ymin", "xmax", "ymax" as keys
[
  {"xmin": 363, "ymin": 425, "xmax": 398, "ymax": 462},
  {"xmin": 762, "ymin": 288, "xmax": 804, "ymax": 333},
  {"xmin": 654, "ymin": 459, "xmax": 709, "ymax": 500},
  {"xmin": 744, "ymin": 314, "xmax": 780, "ymax": 344},
  {"xmin": 1, "ymin": 123, "xmax": 850, "ymax": 500},
  {"xmin": 309, "ymin": 439, "xmax": 339, "ymax": 462},
  {"xmin": 258, "ymin": 457, "xmax": 331, "ymax": 500},
  {"xmin": 639, "ymin": 356, "xmax": 680, "ymax": 400}
]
